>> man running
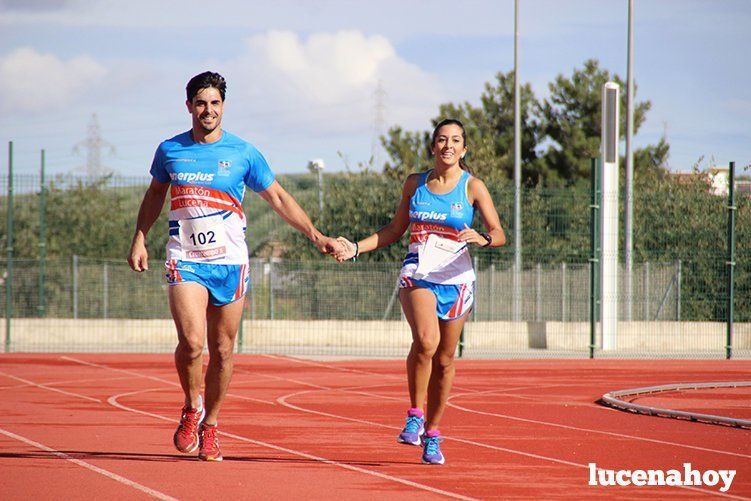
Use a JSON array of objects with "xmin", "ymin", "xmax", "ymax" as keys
[{"xmin": 128, "ymin": 71, "xmax": 341, "ymax": 461}]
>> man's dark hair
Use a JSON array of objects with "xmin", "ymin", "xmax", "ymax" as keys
[{"xmin": 186, "ymin": 71, "xmax": 227, "ymax": 102}]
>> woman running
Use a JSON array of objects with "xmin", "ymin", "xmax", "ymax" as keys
[{"xmin": 334, "ymin": 118, "xmax": 506, "ymax": 464}]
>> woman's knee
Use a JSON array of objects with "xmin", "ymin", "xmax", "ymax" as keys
[
  {"xmin": 433, "ymin": 351, "xmax": 456, "ymax": 372},
  {"xmin": 411, "ymin": 333, "xmax": 439, "ymax": 357}
]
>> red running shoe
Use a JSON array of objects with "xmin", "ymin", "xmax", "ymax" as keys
[
  {"xmin": 173, "ymin": 398, "xmax": 205, "ymax": 454},
  {"xmin": 198, "ymin": 423, "xmax": 223, "ymax": 462}
]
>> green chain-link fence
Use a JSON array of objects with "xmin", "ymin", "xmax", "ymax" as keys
[{"xmin": 1, "ymin": 158, "xmax": 748, "ymax": 357}]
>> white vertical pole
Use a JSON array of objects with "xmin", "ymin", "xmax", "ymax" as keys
[{"xmin": 601, "ymin": 82, "xmax": 620, "ymax": 350}]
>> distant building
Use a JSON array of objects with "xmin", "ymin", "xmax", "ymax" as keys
[
  {"xmin": 708, "ymin": 167, "xmax": 728, "ymax": 196},
  {"xmin": 668, "ymin": 167, "xmax": 749, "ymax": 197},
  {"xmin": 668, "ymin": 172, "xmax": 699, "ymax": 186}
]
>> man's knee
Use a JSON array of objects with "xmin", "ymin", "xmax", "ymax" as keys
[
  {"xmin": 176, "ymin": 334, "xmax": 204, "ymax": 360},
  {"xmin": 208, "ymin": 333, "xmax": 236, "ymax": 362},
  {"xmin": 213, "ymin": 342, "xmax": 235, "ymax": 362}
]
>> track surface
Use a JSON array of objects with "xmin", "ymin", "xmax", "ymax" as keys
[{"xmin": 0, "ymin": 355, "xmax": 749, "ymax": 499}]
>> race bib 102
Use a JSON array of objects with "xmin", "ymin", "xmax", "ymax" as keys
[{"xmin": 179, "ymin": 215, "xmax": 227, "ymax": 259}]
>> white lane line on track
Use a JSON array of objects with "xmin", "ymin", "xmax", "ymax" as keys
[
  {"xmin": 268, "ymin": 355, "xmax": 751, "ymax": 460},
  {"xmin": 0, "ymin": 426, "xmax": 178, "ymax": 501},
  {"xmin": 275, "ymin": 388, "xmax": 747, "ymax": 499},
  {"xmin": 260, "ymin": 354, "xmax": 403, "ymax": 380},
  {"xmin": 0, "ymin": 375, "xmax": 134, "ymax": 392},
  {"xmin": 107, "ymin": 389, "xmax": 478, "ymax": 501},
  {"xmin": 61, "ymin": 356, "xmax": 475, "ymax": 499},
  {"xmin": 60, "ymin": 356, "xmax": 748, "ymax": 499},
  {"xmin": 241, "ymin": 369, "xmax": 404, "ymax": 402},
  {"xmin": 259, "ymin": 354, "xmax": 670, "ymax": 392},
  {"xmin": 260, "ymin": 354, "xmax": 482, "ymax": 393},
  {"xmin": 445, "ymin": 399, "xmax": 751, "ymax": 460},
  {"xmin": 0, "ymin": 370, "xmax": 102, "ymax": 403},
  {"xmin": 62, "ymin": 356, "xmax": 275, "ymax": 406}
]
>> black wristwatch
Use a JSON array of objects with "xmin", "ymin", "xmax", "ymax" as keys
[{"xmin": 480, "ymin": 232, "xmax": 492, "ymax": 247}]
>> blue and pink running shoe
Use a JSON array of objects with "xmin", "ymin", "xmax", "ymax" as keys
[
  {"xmin": 421, "ymin": 430, "xmax": 445, "ymax": 465},
  {"xmin": 397, "ymin": 408, "xmax": 424, "ymax": 446}
]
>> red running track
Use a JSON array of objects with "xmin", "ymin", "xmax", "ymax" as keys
[{"xmin": 0, "ymin": 354, "xmax": 749, "ymax": 500}]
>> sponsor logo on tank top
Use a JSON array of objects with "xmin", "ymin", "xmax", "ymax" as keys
[{"xmin": 410, "ymin": 210, "xmax": 448, "ymax": 222}]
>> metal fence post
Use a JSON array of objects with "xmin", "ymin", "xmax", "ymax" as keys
[
  {"xmin": 561, "ymin": 262, "xmax": 567, "ymax": 322},
  {"xmin": 726, "ymin": 161, "xmax": 736, "ymax": 359},
  {"xmin": 38, "ymin": 149, "xmax": 46, "ymax": 318},
  {"xmin": 103, "ymin": 262, "xmax": 108, "ymax": 319},
  {"xmin": 490, "ymin": 263, "xmax": 496, "ymax": 321},
  {"xmin": 676, "ymin": 259, "xmax": 682, "ymax": 321},
  {"xmin": 473, "ymin": 255, "xmax": 479, "ymax": 321},
  {"xmin": 237, "ymin": 300, "xmax": 244, "ymax": 354},
  {"xmin": 268, "ymin": 258, "xmax": 274, "ymax": 320},
  {"xmin": 250, "ymin": 279, "xmax": 256, "ymax": 320},
  {"xmin": 73, "ymin": 255, "xmax": 78, "ymax": 319},
  {"xmin": 5, "ymin": 142, "xmax": 14, "ymax": 352},
  {"xmin": 643, "ymin": 262, "xmax": 650, "ymax": 320},
  {"xmin": 589, "ymin": 158, "xmax": 600, "ymax": 358},
  {"xmin": 536, "ymin": 263, "xmax": 542, "ymax": 322}
]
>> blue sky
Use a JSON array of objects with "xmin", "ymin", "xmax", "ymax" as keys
[{"xmin": 0, "ymin": 0, "xmax": 748, "ymax": 177}]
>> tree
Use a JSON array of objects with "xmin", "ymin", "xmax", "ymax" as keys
[
  {"xmin": 382, "ymin": 70, "xmax": 542, "ymax": 185},
  {"xmin": 631, "ymin": 137, "xmax": 671, "ymax": 184},
  {"xmin": 381, "ymin": 127, "xmax": 431, "ymax": 180},
  {"xmin": 539, "ymin": 59, "xmax": 653, "ymax": 185}
]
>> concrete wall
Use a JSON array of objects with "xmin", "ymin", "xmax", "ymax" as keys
[{"xmin": 1, "ymin": 318, "xmax": 749, "ymax": 355}]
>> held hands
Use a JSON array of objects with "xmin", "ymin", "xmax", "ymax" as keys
[
  {"xmin": 315, "ymin": 235, "xmax": 346, "ymax": 255},
  {"xmin": 332, "ymin": 237, "xmax": 357, "ymax": 262}
]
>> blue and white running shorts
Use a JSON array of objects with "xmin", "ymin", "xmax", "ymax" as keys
[
  {"xmin": 165, "ymin": 259, "xmax": 249, "ymax": 306},
  {"xmin": 399, "ymin": 276, "xmax": 474, "ymax": 321}
]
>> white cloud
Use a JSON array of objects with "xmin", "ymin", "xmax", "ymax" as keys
[
  {"xmin": 226, "ymin": 30, "xmax": 443, "ymax": 136},
  {"xmin": 0, "ymin": 47, "xmax": 106, "ymax": 112},
  {"xmin": 244, "ymin": 30, "xmax": 394, "ymax": 103}
]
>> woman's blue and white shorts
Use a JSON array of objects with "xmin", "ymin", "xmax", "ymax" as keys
[{"xmin": 399, "ymin": 276, "xmax": 474, "ymax": 321}]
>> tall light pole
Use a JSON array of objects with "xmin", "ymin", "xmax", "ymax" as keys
[
  {"xmin": 513, "ymin": 0, "xmax": 522, "ymax": 321},
  {"xmin": 625, "ymin": 0, "xmax": 635, "ymax": 320}
]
